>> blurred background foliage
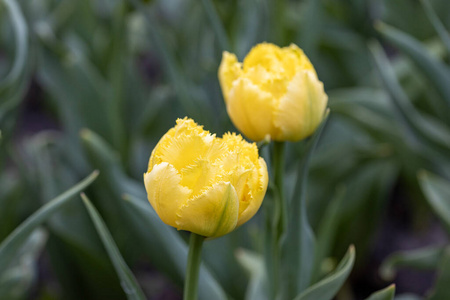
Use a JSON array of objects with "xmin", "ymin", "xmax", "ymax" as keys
[{"xmin": 1, "ymin": 0, "xmax": 450, "ymax": 299}]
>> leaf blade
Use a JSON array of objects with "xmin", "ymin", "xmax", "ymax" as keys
[
  {"xmin": 0, "ymin": 171, "xmax": 99, "ymax": 272},
  {"xmin": 294, "ymin": 245, "xmax": 356, "ymax": 300},
  {"xmin": 365, "ymin": 285, "xmax": 396, "ymax": 300},
  {"xmin": 81, "ymin": 194, "xmax": 146, "ymax": 300}
]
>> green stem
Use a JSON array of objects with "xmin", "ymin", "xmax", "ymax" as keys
[
  {"xmin": 184, "ymin": 233, "xmax": 205, "ymax": 300},
  {"xmin": 269, "ymin": 141, "xmax": 286, "ymax": 298}
]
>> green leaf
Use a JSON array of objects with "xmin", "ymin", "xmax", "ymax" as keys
[
  {"xmin": 375, "ymin": 22, "xmax": 450, "ymax": 107},
  {"xmin": 369, "ymin": 41, "xmax": 450, "ymax": 161},
  {"xmin": 428, "ymin": 247, "xmax": 450, "ymax": 300},
  {"xmin": 0, "ymin": 171, "xmax": 99, "ymax": 273},
  {"xmin": 365, "ymin": 285, "xmax": 396, "ymax": 300},
  {"xmin": 235, "ymin": 249, "xmax": 268, "ymax": 300},
  {"xmin": 0, "ymin": 0, "xmax": 30, "ymax": 128},
  {"xmin": 123, "ymin": 194, "xmax": 227, "ymax": 300},
  {"xmin": 293, "ymin": 245, "xmax": 355, "ymax": 300},
  {"xmin": 312, "ymin": 186, "xmax": 346, "ymax": 282},
  {"xmin": 80, "ymin": 128, "xmax": 143, "ymax": 198},
  {"xmin": 128, "ymin": 0, "xmax": 201, "ymax": 118},
  {"xmin": 380, "ymin": 245, "xmax": 444, "ymax": 281},
  {"xmin": 200, "ymin": 0, "xmax": 230, "ymax": 52},
  {"xmin": 81, "ymin": 194, "xmax": 146, "ymax": 300},
  {"xmin": 0, "ymin": 0, "xmax": 28, "ymax": 91},
  {"xmin": 282, "ymin": 113, "xmax": 329, "ymax": 298},
  {"xmin": 0, "ymin": 229, "xmax": 47, "ymax": 299},
  {"xmin": 419, "ymin": 171, "xmax": 450, "ymax": 233},
  {"xmin": 420, "ymin": 0, "xmax": 450, "ymax": 58}
]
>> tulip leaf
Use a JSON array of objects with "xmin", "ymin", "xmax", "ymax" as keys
[
  {"xmin": 0, "ymin": 0, "xmax": 28, "ymax": 92},
  {"xmin": 81, "ymin": 194, "xmax": 146, "ymax": 300},
  {"xmin": 420, "ymin": 0, "xmax": 450, "ymax": 59},
  {"xmin": 375, "ymin": 22, "xmax": 450, "ymax": 108},
  {"xmin": 0, "ymin": 0, "xmax": 30, "ymax": 131},
  {"xmin": 428, "ymin": 247, "xmax": 450, "ymax": 300},
  {"xmin": 123, "ymin": 194, "xmax": 227, "ymax": 300},
  {"xmin": 0, "ymin": 171, "xmax": 99, "ymax": 272},
  {"xmin": 80, "ymin": 128, "xmax": 144, "ymax": 199},
  {"xmin": 200, "ymin": 0, "xmax": 230, "ymax": 52},
  {"xmin": 235, "ymin": 248, "xmax": 268, "ymax": 300},
  {"xmin": 293, "ymin": 245, "xmax": 355, "ymax": 300},
  {"xmin": 311, "ymin": 186, "xmax": 346, "ymax": 282},
  {"xmin": 365, "ymin": 285, "xmax": 396, "ymax": 300},
  {"xmin": 282, "ymin": 113, "xmax": 329, "ymax": 298},
  {"xmin": 379, "ymin": 245, "xmax": 444, "ymax": 281},
  {"xmin": 418, "ymin": 171, "xmax": 450, "ymax": 233},
  {"xmin": 0, "ymin": 229, "xmax": 47, "ymax": 299},
  {"xmin": 369, "ymin": 41, "xmax": 450, "ymax": 161},
  {"xmin": 128, "ymin": 0, "xmax": 201, "ymax": 118}
]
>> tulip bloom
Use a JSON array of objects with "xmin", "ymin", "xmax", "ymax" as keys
[
  {"xmin": 219, "ymin": 43, "xmax": 328, "ymax": 142},
  {"xmin": 144, "ymin": 118, "xmax": 268, "ymax": 238}
]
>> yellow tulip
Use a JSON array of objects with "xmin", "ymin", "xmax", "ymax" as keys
[
  {"xmin": 218, "ymin": 42, "xmax": 328, "ymax": 142},
  {"xmin": 144, "ymin": 118, "xmax": 268, "ymax": 238}
]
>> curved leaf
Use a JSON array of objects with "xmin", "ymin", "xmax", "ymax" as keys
[
  {"xmin": 376, "ymin": 22, "xmax": 450, "ymax": 107},
  {"xmin": 419, "ymin": 171, "xmax": 450, "ymax": 233},
  {"xmin": 369, "ymin": 41, "xmax": 450, "ymax": 161},
  {"xmin": 380, "ymin": 245, "xmax": 444, "ymax": 281},
  {"xmin": 235, "ymin": 249, "xmax": 268, "ymax": 300},
  {"xmin": 82, "ymin": 194, "xmax": 146, "ymax": 300},
  {"xmin": 428, "ymin": 247, "xmax": 450, "ymax": 300},
  {"xmin": 294, "ymin": 245, "xmax": 355, "ymax": 300},
  {"xmin": 420, "ymin": 0, "xmax": 450, "ymax": 57},
  {"xmin": 0, "ymin": 171, "xmax": 99, "ymax": 272},
  {"xmin": 365, "ymin": 285, "xmax": 396, "ymax": 300}
]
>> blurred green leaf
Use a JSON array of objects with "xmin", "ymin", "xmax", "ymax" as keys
[
  {"xmin": 0, "ymin": 171, "xmax": 99, "ymax": 273},
  {"xmin": 0, "ymin": 0, "xmax": 30, "ymax": 138},
  {"xmin": 200, "ymin": 0, "xmax": 230, "ymax": 52},
  {"xmin": 235, "ymin": 248, "xmax": 268, "ymax": 300},
  {"xmin": 81, "ymin": 194, "xmax": 146, "ymax": 300},
  {"xmin": 129, "ymin": 0, "xmax": 201, "ymax": 118},
  {"xmin": 0, "ymin": 0, "xmax": 28, "ymax": 91},
  {"xmin": 369, "ymin": 41, "xmax": 450, "ymax": 162},
  {"xmin": 419, "ymin": 171, "xmax": 450, "ymax": 233},
  {"xmin": 376, "ymin": 22, "xmax": 450, "ymax": 107},
  {"xmin": 80, "ymin": 128, "xmax": 143, "ymax": 198},
  {"xmin": 420, "ymin": 0, "xmax": 450, "ymax": 58},
  {"xmin": 282, "ymin": 114, "xmax": 328, "ymax": 298},
  {"xmin": 312, "ymin": 186, "xmax": 346, "ymax": 282},
  {"xmin": 293, "ymin": 245, "xmax": 355, "ymax": 300},
  {"xmin": 0, "ymin": 229, "xmax": 47, "ymax": 300},
  {"xmin": 380, "ymin": 245, "xmax": 444, "ymax": 281},
  {"xmin": 428, "ymin": 247, "xmax": 450, "ymax": 300},
  {"xmin": 365, "ymin": 285, "xmax": 396, "ymax": 300},
  {"xmin": 123, "ymin": 194, "xmax": 227, "ymax": 300}
]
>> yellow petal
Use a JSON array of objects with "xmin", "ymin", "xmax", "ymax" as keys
[
  {"xmin": 218, "ymin": 51, "xmax": 242, "ymax": 102},
  {"xmin": 274, "ymin": 71, "xmax": 328, "ymax": 141},
  {"xmin": 227, "ymin": 78, "xmax": 277, "ymax": 141},
  {"xmin": 286, "ymin": 44, "xmax": 317, "ymax": 76},
  {"xmin": 144, "ymin": 162, "xmax": 191, "ymax": 227},
  {"xmin": 176, "ymin": 182, "xmax": 239, "ymax": 238},
  {"xmin": 148, "ymin": 118, "xmax": 213, "ymax": 172},
  {"xmin": 237, "ymin": 157, "xmax": 268, "ymax": 226}
]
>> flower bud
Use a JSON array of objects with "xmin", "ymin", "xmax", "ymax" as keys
[
  {"xmin": 219, "ymin": 43, "xmax": 328, "ymax": 142},
  {"xmin": 144, "ymin": 118, "xmax": 268, "ymax": 238}
]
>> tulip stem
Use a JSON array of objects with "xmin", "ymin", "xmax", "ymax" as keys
[
  {"xmin": 184, "ymin": 233, "xmax": 205, "ymax": 300},
  {"xmin": 269, "ymin": 141, "xmax": 286, "ymax": 298}
]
